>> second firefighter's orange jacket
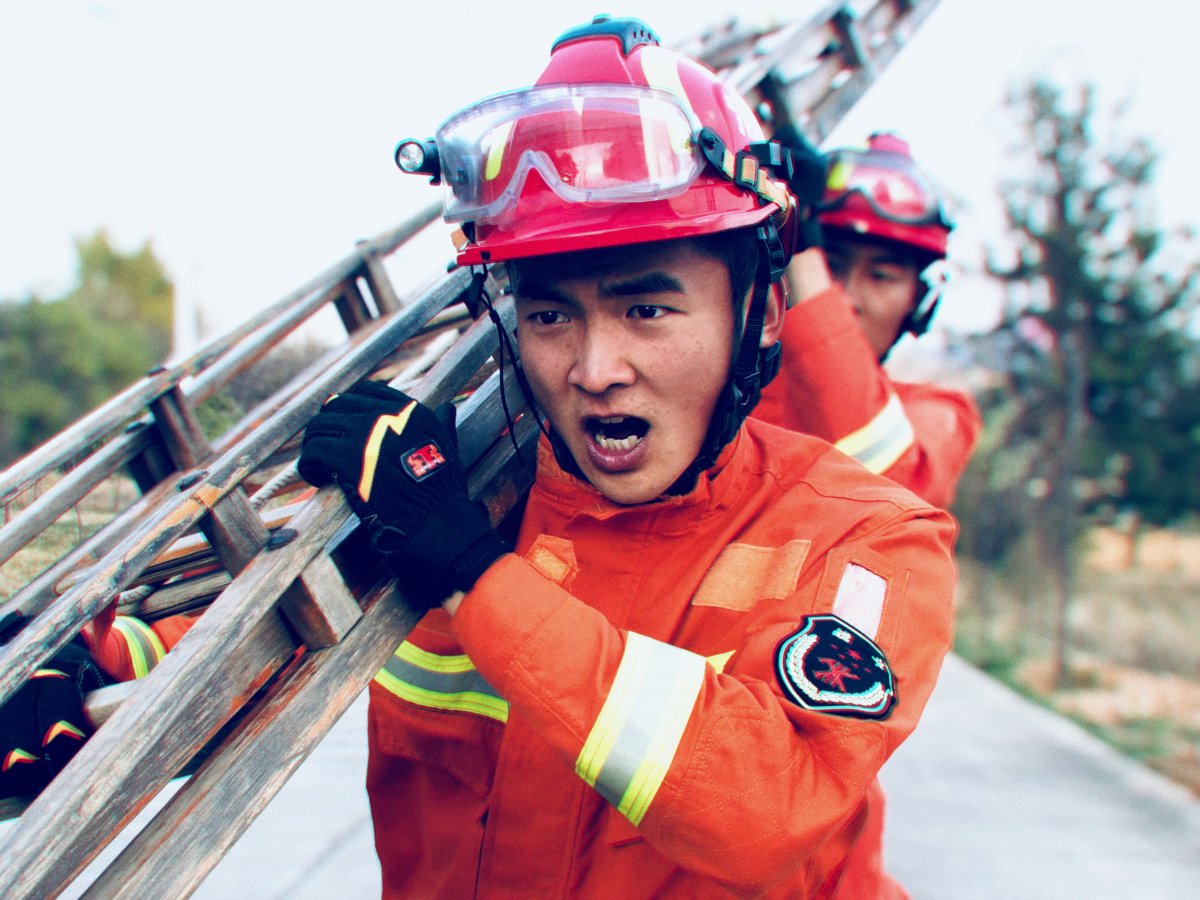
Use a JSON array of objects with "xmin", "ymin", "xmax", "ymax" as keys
[
  {"xmin": 366, "ymin": 419, "xmax": 957, "ymax": 897},
  {"xmin": 756, "ymin": 284, "xmax": 982, "ymax": 509},
  {"xmin": 81, "ymin": 603, "xmax": 196, "ymax": 683}
]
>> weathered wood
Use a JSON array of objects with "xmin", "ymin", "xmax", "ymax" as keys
[
  {"xmin": 358, "ymin": 243, "xmax": 402, "ymax": 315},
  {"xmin": 0, "ymin": 203, "xmax": 438, "ymax": 510},
  {"xmin": 0, "ymin": 268, "xmax": 468, "ymax": 700},
  {"xmin": 0, "ymin": 488, "xmax": 347, "ymax": 894},
  {"xmin": 333, "ymin": 276, "xmax": 374, "ymax": 332},
  {"xmin": 278, "ymin": 549, "xmax": 363, "ymax": 649},
  {"xmin": 82, "ymin": 580, "xmax": 419, "ymax": 898}
]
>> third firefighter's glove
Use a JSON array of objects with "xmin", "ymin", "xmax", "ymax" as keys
[
  {"xmin": 0, "ymin": 633, "xmax": 108, "ymax": 799},
  {"xmin": 297, "ymin": 380, "xmax": 510, "ymax": 602},
  {"xmin": 774, "ymin": 123, "xmax": 828, "ymax": 252}
]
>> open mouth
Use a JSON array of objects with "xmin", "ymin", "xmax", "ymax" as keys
[{"xmin": 586, "ymin": 415, "xmax": 649, "ymax": 453}]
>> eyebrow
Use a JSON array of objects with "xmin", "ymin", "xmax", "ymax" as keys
[
  {"xmin": 600, "ymin": 271, "xmax": 685, "ymax": 297},
  {"xmin": 514, "ymin": 271, "xmax": 686, "ymax": 303}
]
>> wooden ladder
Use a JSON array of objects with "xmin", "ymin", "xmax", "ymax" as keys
[{"xmin": 0, "ymin": 2, "xmax": 943, "ymax": 894}]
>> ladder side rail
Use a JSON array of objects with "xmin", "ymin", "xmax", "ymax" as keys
[
  {"xmin": 0, "ymin": 270, "xmax": 470, "ymax": 709},
  {"xmin": 0, "ymin": 490, "xmax": 348, "ymax": 896},
  {"xmin": 721, "ymin": 11, "xmax": 848, "ymax": 98},
  {"xmin": 804, "ymin": 0, "xmax": 942, "ymax": 141},
  {"xmin": 0, "ymin": 426, "xmax": 153, "ymax": 570},
  {"xmin": 3, "ymin": 285, "xmax": 494, "ymax": 633},
  {"xmin": 0, "ymin": 465, "xmax": 200, "ymax": 623},
  {"xmin": 0, "ymin": 294, "xmax": 527, "ymax": 894},
  {"xmin": 85, "ymin": 578, "xmax": 424, "ymax": 898},
  {"xmin": 0, "ymin": 203, "xmax": 439, "ymax": 509},
  {"xmin": 0, "ymin": 368, "xmax": 180, "ymax": 511},
  {"xmin": 82, "ymin": 384, "xmax": 539, "ymax": 897},
  {"xmin": 181, "ymin": 274, "xmax": 366, "ymax": 410}
]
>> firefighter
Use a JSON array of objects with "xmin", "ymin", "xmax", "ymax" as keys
[
  {"xmin": 297, "ymin": 15, "xmax": 956, "ymax": 898},
  {"xmin": 757, "ymin": 130, "xmax": 982, "ymax": 509}
]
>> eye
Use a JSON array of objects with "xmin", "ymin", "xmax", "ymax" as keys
[
  {"xmin": 526, "ymin": 309, "xmax": 568, "ymax": 326},
  {"xmin": 628, "ymin": 304, "xmax": 667, "ymax": 320},
  {"xmin": 825, "ymin": 256, "xmax": 849, "ymax": 279},
  {"xmin": 870, "ymin": 266, "xmax": 907, "ymax": 284}
]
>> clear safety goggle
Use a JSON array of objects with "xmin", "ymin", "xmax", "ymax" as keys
[
  {"xmin": 818, "ymin": 148, "xmax": 950, "ymax": 227},
  {"xmin": 434, "ymin": 84, "xmax": 704, "ymax": 223}
]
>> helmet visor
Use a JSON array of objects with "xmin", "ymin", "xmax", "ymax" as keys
[
  {"xmin": 436, "ymin": 84, "xmax": 703, "ymax": 224},
  {"xmin": 819, "ymin": 148, "xmax": 948, "ymax": 226}
]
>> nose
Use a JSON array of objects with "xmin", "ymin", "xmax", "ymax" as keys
[
  {"xmin": 567, "ymin": 320, "xmax": 636, "ymax": 394},
  {"xmin": 840, "ymin": 263, "xmax": 868, "ymax": 313}
]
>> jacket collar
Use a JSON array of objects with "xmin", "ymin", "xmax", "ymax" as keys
[{"xmin": 530, "ymin": 429, "xmax": 750, "ymax": 534}]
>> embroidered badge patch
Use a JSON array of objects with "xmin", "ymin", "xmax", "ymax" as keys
[
  {"xmin": 403, "ymin": 441, "xmax": 447, "ymax": 481},
  {"xmin": 774, "ymin": 615, "xmax": 896, "ymax": 719}
]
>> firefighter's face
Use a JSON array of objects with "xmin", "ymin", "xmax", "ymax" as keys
[
  {"xmin": 511, "ymin": 240, "xmax": 743, "ymax": 505},
  {"xmin": 824, "ymin": 235, "xmax": 922, "ymax": 358}
]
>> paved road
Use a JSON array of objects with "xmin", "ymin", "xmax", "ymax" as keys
[
  {"xmin": 45, "ymin": 654, "xmax": 1200, "ymax": 897},
  {"xmin": 880, "ymin": 654, "xmax": 1200, "ymax": 898}
]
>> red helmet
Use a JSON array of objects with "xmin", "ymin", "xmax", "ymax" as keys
[
  {"xmin": 397, "ymin": 16, "xmax": 795, "ymax": 487},
  {"xmin": 817, "ymin": 132, "xmax": 952, "ymax": 258},
  {"xmin": 420, "ymin": 15, "xmax": 792, "ymax": 266}
]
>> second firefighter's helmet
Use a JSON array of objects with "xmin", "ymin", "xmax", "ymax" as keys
[
  {"xmin": 817, "ymin": 131, "xmax": 952, "ymax": 257},
  {"xmin": 818, "ymin": 132, "xmax": 954, "ymax": 339}
]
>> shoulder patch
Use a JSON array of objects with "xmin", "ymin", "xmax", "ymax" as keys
[{"xmin": 774, "ymin": 614, "xmax": 896, "ymax": 719}]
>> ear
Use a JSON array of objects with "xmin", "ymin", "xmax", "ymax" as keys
[{"xmin": 760, "ymin": 283, "xmax": 786, "ymax": 347}]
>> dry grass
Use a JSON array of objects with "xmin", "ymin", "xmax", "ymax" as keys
[
  {"xmin": 956, "ymin": 526, "xmax": 1200, "ymax": 797},
  {"xmin": 0, "ymin": 474, "xmax": 138, "ymax": 602}
]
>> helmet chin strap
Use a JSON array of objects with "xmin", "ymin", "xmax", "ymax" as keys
[
  {"xmin": 882, "ymin": 257, "xmax": 949, "ymax": 362},
  {"xmin": 665, "ymin": 222, "xmax": 784, "ymax": 496}
]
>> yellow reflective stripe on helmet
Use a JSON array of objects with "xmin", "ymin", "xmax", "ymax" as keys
[
  {"xmin": 638, "ymin": 45, "xmax": 696, "ymax": 182},
  {"xmin": 484, "ymin": 121, "xmax": 515, "ymax": 182},
  {"xmin": 575, "ymin": 632, "xmax": 706, "ymax": 827},
  {"xmin": 834, "ymin": 393, "xmax": 916, "ymax": 474},
  {"xmin": 112, "ymin": 615, "xmax": 167, "ymax": 679},
  {"xmin": 373, "ymin": 641, "xmax": 508, "ymax": 723},
  {"xmin": 638, "ymin": 45, "xmax": 690, "ymax": 107}
]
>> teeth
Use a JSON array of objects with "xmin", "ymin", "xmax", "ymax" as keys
[
  {"xmin": 596, "ymin": 416, "xmax": 625, "ymax": 424},
  {"xmin": 595, "ymin": 433, "xmax": 639, "ymax": 452}
]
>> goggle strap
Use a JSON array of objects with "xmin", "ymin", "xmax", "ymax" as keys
[{"xmin": 696, "ymin": 127, "xmax": 793, "ymax": 217}]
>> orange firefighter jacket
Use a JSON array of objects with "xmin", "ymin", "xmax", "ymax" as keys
[
  {"xmin": 366, "ymin": 419, "xmax": 957, "ymax": 897},
  {"xmin": 755, "ymin": 284, "xmax": 982, "ymax": 509},
  {"xmin": 81, "ymin": 603, "xmax": 196, "ymax": 682}
]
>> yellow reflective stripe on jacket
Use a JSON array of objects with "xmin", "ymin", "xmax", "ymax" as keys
[
  {"xmin": 833, "ymin": 392, "xmax": 915, "ymax": 474},
  {"xmin": 576, "ymin": 632, "xmax": 706, "ymax": 827},
  {"xmin": 112, "ymin": 615, "xmax": 168, "ymax": 679},
  {"xmin": 374, "ymin": 641, "xmax": 509, "ymax": 723}
]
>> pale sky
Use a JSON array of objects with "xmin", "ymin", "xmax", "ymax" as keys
[{"xmin": 1, "ymin": 0, "xmax": 1197, "ymax": 345}]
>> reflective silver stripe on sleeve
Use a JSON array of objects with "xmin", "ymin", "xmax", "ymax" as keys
[
  {"xmin": 112, "ymin": 615, "xmax": 167, "ymax": 679},
  {"xmin": 575, "ymin": 632, "xmax": 706, "ymax": 826},
  {"xmin": 373, "ymin": 641, "xmax": 508, "ymax": 723},
  {"xmin": 834, "ymin": 392, "xmax": 915, "ymax": 474}
]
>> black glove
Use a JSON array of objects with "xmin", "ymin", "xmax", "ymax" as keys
[
  {"xmin": 0, "ymin": 636, "xmax": 108, "ymax": 799},
  {"xmin": 774, "ymin": 123, "xmax": 827, "ymax": 252},
  {"xmin": 298, "ymin": 380, "xmax": 510, "ymax": 602}
]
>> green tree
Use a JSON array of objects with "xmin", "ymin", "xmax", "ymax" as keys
[
  {"xmin": 980, "ymin": 79, "xmax": 1200, "ymax": 686},
  {"xmin": 0, "ymin": 231, "xmax": 174, "ymax": 466}
]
